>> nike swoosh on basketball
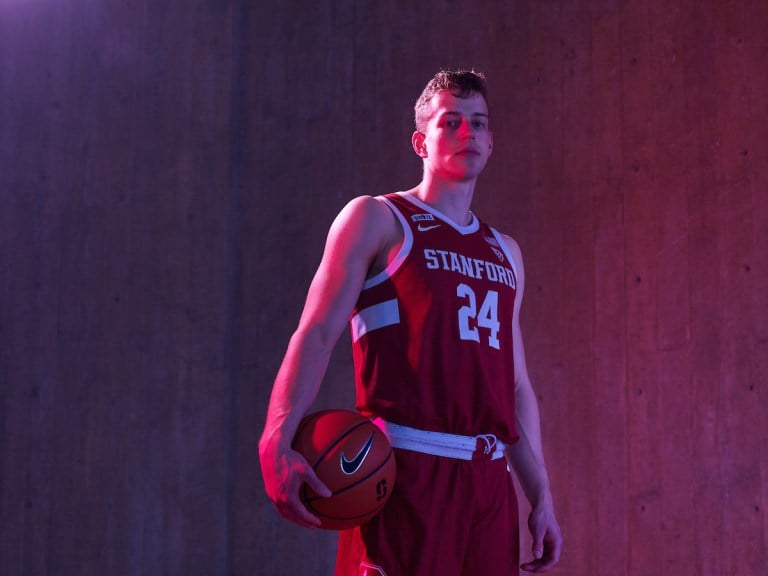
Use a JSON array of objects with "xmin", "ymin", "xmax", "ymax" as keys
[
  {"xmin": 417, "ymin": 223, "xmax": 441, "ymax": 232},
  {"xmin": 340, "ymin": 432, "xmax": 375, "ymax": 475}
]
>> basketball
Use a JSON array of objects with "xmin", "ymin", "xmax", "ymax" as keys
[{"xmin": 291, "ymin": 409, "xmax": 396, "ymax": 530}]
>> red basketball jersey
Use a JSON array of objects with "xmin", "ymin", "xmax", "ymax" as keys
[{"xmin": 349, "ymin": 192, "xmax": 520, "ymax": 443}]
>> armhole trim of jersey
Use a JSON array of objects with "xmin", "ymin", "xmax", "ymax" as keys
[
  {"xmin": 361, "ymin": 195, "xmax": 413, "ymax": 290},
  {"xmin": 490, "ymin": 227, "xmax": 519, "ymax": 288}
]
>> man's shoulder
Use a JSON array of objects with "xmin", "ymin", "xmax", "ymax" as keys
[
  {"xmin": 482, "ymin": 226, "xmax": 523, "ymax": 272},
  {"xmin": 496, "ymin": 231, "xmax": 521, "ymax": 255},
  {"xmin": 332, "ymin": 194, "xmax": 400, "ymax": 241},
  {"xmin": 339, "ymin": 194, "xmax": 395, "ymax": 223},
  {"xmin": 478, "ymin": 221, "xmax": 520, "ymax": 255}
]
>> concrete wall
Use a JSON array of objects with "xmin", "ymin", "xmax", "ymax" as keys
[{"xmin": 1, "ymin": 1, "xmax": 766, "ymax": 574}]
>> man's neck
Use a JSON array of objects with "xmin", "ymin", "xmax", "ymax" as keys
[{"xmin": 409, "ymin": 175, "xmax": 477, "ymax": 226}]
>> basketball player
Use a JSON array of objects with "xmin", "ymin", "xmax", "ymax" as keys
[{"xmin": 259, "ymin": 70, "xmax": 562, "ymax": 574}]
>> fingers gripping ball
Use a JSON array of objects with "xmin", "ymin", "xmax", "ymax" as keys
[{"xmin": 292, "ymin": 410, "xmax": 396, "ymax": 530}]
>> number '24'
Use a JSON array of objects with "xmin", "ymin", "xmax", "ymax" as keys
[{"xmin": 457, "ymin": 283, "xmax": 500, "ymax": 349}]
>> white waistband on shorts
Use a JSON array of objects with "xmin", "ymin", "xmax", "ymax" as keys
[{"xmin": 372, "ymin": 418, "xmax": 506, "ymax": 461}]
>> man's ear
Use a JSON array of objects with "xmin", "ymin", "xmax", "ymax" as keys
[
  {"xmin": 412, "ymin": 131, "xmax": 428, "ymax": 158},
  {"xmin": 488, "ymin": 131, "xmax": 494, "ymax": 157}
]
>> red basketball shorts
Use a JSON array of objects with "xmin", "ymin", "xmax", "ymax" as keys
[{"xmin": 334, "ymin": 448, "xmax": 520, "ymax": 576}]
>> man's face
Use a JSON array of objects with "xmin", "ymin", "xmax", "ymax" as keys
[{"xmin": 414, "ymin": 90, "xmax": 493, "ymax": 182}]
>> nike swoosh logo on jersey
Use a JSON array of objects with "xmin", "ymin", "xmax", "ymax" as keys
[
  {"xmin": 340, "ymin": 432, "xmax": 375, "ymax": 475},
  {"xmin": 417, "ymin": 223, "xmax": 441, "ymax": 232}
]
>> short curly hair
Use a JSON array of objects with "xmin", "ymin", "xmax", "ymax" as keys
[{"xmin": 414, "ymin": 69, "xmax": 489, "ymax": 132}]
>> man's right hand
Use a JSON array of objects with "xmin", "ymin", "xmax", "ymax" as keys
[
  {"xmin": 258, "ymin": 195, "xmax": 396, "ymax": 529},
  {"xmin": 259, "ymin": 436, "xmax": 333, "ymax": 529}
]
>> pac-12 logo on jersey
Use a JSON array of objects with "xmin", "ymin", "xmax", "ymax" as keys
[{"xmin": 484, "ymin": 235, "xmax": 505, "ymax": 262}]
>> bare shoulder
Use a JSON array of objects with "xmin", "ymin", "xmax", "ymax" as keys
[
  {"xmin": 335, "ymin": 195, "xmax": 395, "ymax": 226},
  {"xmin": 326, "ymin": 195, "xmax": 400, "ymax": 262}
]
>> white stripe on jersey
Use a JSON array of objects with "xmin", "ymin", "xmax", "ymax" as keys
[{"xmin": 351, "ymin": 298, "xmax": 400, "ymax": 342}]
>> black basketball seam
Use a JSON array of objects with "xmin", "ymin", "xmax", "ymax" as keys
[
  {"xmin": 308, "ymin": 446, "xmax": 393, "ymax": 499},
  {"xmin": 292, "ymin": 409, "xmax": 334, "ymax": 452},
  {"xmin": 297, "ymin": 412, "xmax": 395, "ymax": 526},
  {"xmin": 305, "ymin": 493, "xmax": 390, "ymax": 523},
  {"xmin": 309, "ymin": 419, "xmax": 373, "ymax": 469},
  {"xmin": 302, "ymin": 448, "xmax": 394, "ymax": 517}
]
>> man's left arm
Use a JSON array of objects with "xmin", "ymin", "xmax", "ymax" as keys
[{"xmin": 502, "ymin": 235, "xmax": 563, "ymax": 573}]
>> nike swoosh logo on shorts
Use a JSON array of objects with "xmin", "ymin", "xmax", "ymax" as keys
[
  {"xmin": 340, "ymin": 432, "xmax": 375, "ymax": 475},
  {"xmin": 417, "ymin": 223, "xmax": 441, "ymax": 232}
]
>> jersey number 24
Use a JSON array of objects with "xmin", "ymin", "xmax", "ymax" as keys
[{"xmin": 457, "ymin": 283, "xmax": 500, "ymax": 350}]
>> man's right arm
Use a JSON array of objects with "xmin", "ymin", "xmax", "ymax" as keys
[{"xmin": 258, "ymin": 195, "xmax": 395, "ymax": 528}]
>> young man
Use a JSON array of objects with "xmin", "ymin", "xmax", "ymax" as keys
[{"xmin": 259, "ymin": 70, "xmax": 562, "ymax": 575}]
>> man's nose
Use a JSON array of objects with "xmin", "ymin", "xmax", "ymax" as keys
[{"xmin": 458, "ymin": 119, "xmax": 474, "ymax": 140}]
